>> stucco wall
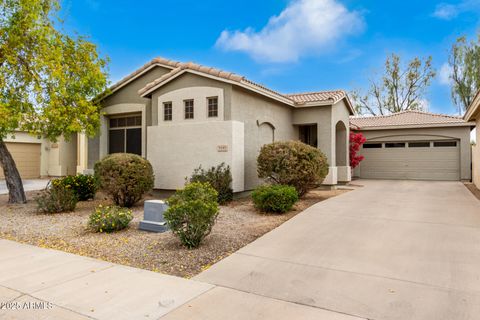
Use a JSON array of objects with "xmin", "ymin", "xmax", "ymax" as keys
[
  {"xmin": 231, "ymin": 87, "xmax": 295, "ymax": 190},
  {"xmin": 473, "ymin": 120, "xmax": 480, "ymax": 187},
  {"xmin": 147, "ymin": 121, "xmax": 244, "ymax": 191},
  {"xmin": 151, "ymin": 73, "xmax": 232, "ymax": 125},
  {"xmin": 353, "ymin": 126, "xmax": 472, "ymax": 181}
]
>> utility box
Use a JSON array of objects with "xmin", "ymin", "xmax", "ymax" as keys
[{"xmin": 139, "ymin": 200, "xmax": 169, "ymax": 233}]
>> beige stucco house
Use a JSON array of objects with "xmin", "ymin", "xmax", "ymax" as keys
[
  {"xmin": 0, "ymin": 133, "xmax": 77, "ymax": 179},
  {"xmin": 77, "ymin": 57, "xmax": 354, "ymax": 191},
  {"xmin": 464, "ymin": 92, "xmax": 480, "ymax": 187},
  {"xmin": 351, "ymin": 110, "xmax": 473, "ymax": 181}
]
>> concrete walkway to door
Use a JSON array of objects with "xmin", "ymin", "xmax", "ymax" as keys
[{"xmin": 190, "ymin": 180, "xmax": 480, "ymax": 320}]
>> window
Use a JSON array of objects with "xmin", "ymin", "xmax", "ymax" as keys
[
  {"xmin": 207, "ymin": 97, "xmax": 218, "ymax": 117},
  {"xmin": 108, "ymin": 115, "xmax": 142, "ymax": 155},
  {"xmin": 363, "ymin": 143, "xmax": 382, "ymax": 149},
  {"xmin": 409, "ymin": 142, "xmax": 430, "ymax": 148},
  {"xmin": 163, "ymin": 102, "xmax": 172, "ymax": 121},
  {"xmin": 184, "ymin": 100, "xmax": 194, "ymax": 119},
  {"xmin": 385, "ymin": 142, "xmax": 405, "ymax": 148},
  {"xmin": 434, "ymin": 141, "xmax": 457, "ymax": 147}
]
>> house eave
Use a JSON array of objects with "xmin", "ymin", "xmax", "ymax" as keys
[{"xmin": 352, "ymin": 122, "xmax": 475, "ymax": 131}]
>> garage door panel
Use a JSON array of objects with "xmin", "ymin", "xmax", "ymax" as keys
[
  {"xmin": 360, "ymin": 141, "xmax": 460, "ymax": 181},
  {"xmin": 0, "ymin": 143, "xmax": 41, "ymax": 179}
]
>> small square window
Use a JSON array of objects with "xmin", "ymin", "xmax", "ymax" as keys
[
  {"xmin": 385, "ymin": 142, "xmax": 405, "ymax": 148},
  {"xmin": 164, "ymin": 102, "xmax": 172, "ymax": 121},
  {"xmin": 434, "ymin": 141, "xmax": 457, "ymax": 147},
  {"xmin": 409, "ymin": 142, "xmax": 430, "ymax": 148},
  {"xmin": 207, "ymin": 97, "xmax": 218, "ymax": 118},
  {"xmin": 184, "ymin": 100, "xmax": 194, "ymax": 119},
  {"xmin": 109, "ymin": 118, "xmax": 118, "ymax": 128},
  {"xmin": 363, "ymin": 143, "xmax": 382, "ymax": 149}
]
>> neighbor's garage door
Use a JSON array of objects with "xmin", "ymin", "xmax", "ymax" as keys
[
  {"xmin": 0, "ymin": 143, "xmax": 41, "ymax": 179},
  {"xmin": 359, "ymin": 140, "xmax": 460, "ymax": 181}
]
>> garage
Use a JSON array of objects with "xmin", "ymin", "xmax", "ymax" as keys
[
  {"xmin": 0, "ymin": 142, "xmax": 41, "ymax": 179},
  {"xmin": 351, "ymin": 111, "xmax": 474, "ymax": 181}
]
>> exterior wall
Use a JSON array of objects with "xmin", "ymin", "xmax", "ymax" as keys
[
  {"xmin": 4, "ymin": 132, "xmax": 76, "ymax": 177},
  {"xmin": 473, "ymin": 119, "xmax": 480, "ymax": 187},
  {"xmin": 86, "ymin": 66, "xmax": 172, "ymax": 168},
  {"xmin": 353, "ymin": 126, "xmax": 472, "ymax": 181},
  {"xmin": 151, "ymin": 73, "xmax": 232, "ymax": 125},
  {"xmin": 231, "ymin": 87, "xmax": 296, "ymax": 190},
  {"xmin": 147, "ymin": 121, "xmax": 244, "ymax": 191}
]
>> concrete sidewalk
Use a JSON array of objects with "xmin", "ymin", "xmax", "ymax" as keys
[
  {"xmin": 0, "ymin": 239, "xmax": 361, "ymax": 320},
  {"xmin": 0, "ymin": 179, "xmax": 49, "ymax": 195}
]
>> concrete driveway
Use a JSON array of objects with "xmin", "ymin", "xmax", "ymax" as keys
[
  {"xmin": 187, "ymin": 180, "xmax": 480, "ymax": 320},
  {"xmin": 0, "ymin": 179, "xmax": 49, "ymax": 195}
]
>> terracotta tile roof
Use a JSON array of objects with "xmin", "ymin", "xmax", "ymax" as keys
[
  {"xmin": 350, "ymin": 110, "xmax": 473, "ymax": 129},
  {"xmin": 108, "ymin": 57, "xmax": 181, "ymax": 93},
  {"xmin": 286, "ymin": 90, "xmax": 347, "ymax": 104}
]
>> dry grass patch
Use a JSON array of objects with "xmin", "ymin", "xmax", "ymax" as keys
[{"xmin": 0, "ymin": 188, "xmax": 349, "ymax": 278}]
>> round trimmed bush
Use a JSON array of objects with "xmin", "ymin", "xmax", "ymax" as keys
[
  {"xmin": 189, "ymin": 163, "xmax": 233, "ymax": 204},
  {"xmin": 94, "ymin": 153, "xmax": 154, "ymax": 208},
  {"xmin": 252, "ymin": 184, "xmax": 298, "ymax": 213},
  {"xmin": 257, "ymin": 141, "xmax": 329, "ymax": 196},
  {"xmin": 35, "ymin": 183, "xmax": 78, "ymax": 213},
  {"xmin": 88, "ymin": 205, "xmax": 133, "ymax": 233},
  {"xmin": 51, "ymin": 174, "xmax": 98, "ymax": 201},
  {"xmin": 164, "ymin": 182, "xmax": 219, "ymax": 248}
]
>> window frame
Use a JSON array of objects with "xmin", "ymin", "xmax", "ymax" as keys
[
  {"xmin": 207, "ymin": 96, "xmax": 219, "ymax": 118},
  {"xmin": 433, "ymin": 141, "xmax": 457, "ymax": 147},
  {"xmin": 163, "ymin": 102, "xmax": 173, "ymax": 121},
  {"xmin": 184, "ymin": 99, "xmax": 194, "ymax": 119},
  {"xmin": 408, "ymin": 142, "xmax": 431, "ymax": 148},
  {"xmin": 385, "ymin": 142, "xmax": 406, "ymax": 148},
  {"xmin": 363, "ymin": 143, "xmax": 383, "ymax": 149},
  {"xmin": 108, "ymin": 114, "xmax": 142, "ymax": 155}
]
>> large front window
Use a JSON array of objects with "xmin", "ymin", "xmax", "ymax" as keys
[{"xmin": 109, "ymin": 115, "xmax": 142, "ymax": 155}]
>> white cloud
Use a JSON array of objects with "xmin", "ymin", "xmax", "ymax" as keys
[
  {"xmin": 433, "ymin": 1, "xmax": 480, "ymax": 20},
  {"xmin": 439, "ymin": 63, "xmax": 453, "ymax": 85},
  {"xmin": 215, "ymin": 0, "xmax": 365, "ymax": 63}
]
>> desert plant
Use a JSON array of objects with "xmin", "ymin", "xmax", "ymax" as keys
[
  {"xmin": 88, "ymin": 205, "xmax": 133, "ymax": 233},
  {"xmin": 35, "ymin": 183, "xmax": 78, "ymax": 213},
  {"xmin": 189, "ymin": 163, "xmax": 233, "ymax": 204},
  {"xmin": 164, "ymin": 182, "xmax": 219, "ymax": 248},
  {"xmin": 51, "ymin": 174, "xmax": 98, "ymax": 201},
  {"xmin": 257, "ymin": 141, "xmax": 329, "ymax": 196},
  {"xmin": 94, "ymin": 153, "xmax": 154, "ymax": 207},
  {"xmin": 252, "ymin": 184, "xmax": 299, "ymax": 213}
]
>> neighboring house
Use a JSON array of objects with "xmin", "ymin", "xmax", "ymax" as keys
[
  {"xmin": 0, "ymin": 133, "xmax": 77, "ymax": 179},
  {"xmin": 351, "ymin": 110, "xmax": 474, "ymax": 181},
  {"xmin": 78, "ymin": 57, "xmax": 354, "ymax": 191},
  {"xmin": 464, "ymin": 92, "xmax": 480, "ymax": 188}
]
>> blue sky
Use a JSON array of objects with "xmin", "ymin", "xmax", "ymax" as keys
[{"xmin": 61, "ymin": 0, "xmax": 480, "ymax": 115}]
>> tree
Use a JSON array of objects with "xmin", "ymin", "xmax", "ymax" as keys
[
  {"xmin": 351, "ymin": 54, "xmax": 436, "ymax": 116},
  {"xmin": 349, "ymin": 132, "xmax": 366, "ymax": 169},
  {"xmin": 0, "ymin": 0, "xmax": 108, "ymax": 203},
  {"xmin": 449, "ymin": 35, "xmax": 480, "ymax": 113}
]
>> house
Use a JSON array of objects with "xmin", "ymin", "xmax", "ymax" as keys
[
  {"xmin": 0, "ymin": 133, "xmax": 77, "ymax": 179},
  {"xmin": 464, "ymin": 92, "xmax": 480, "ymax": 188},
  {"xmin": 351, "ymin": 110, "xmax": 474, "ymax": 181},
  {"xmin": 77, "ymin": 57, "xmax": 355, "ymax": 191}
]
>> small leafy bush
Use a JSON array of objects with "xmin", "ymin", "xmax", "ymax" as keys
[
  {"xmin": 36, "ymin": 183, "xmax": 78, "ymax": 213},
  {"xmin": 164, "ymin": 182, "xmax": 219, "ymax": 248},
  {"xmin": 94, "ymin": 153, "xmax": 154, "ymax": 208},
  {"xmin": 88, "ymin": 205, "xmax": 133, "ymax": 233},
  {"xmin": 252, "ymin": 184, "xmax": 299, "ymax": 213},
  {"xmin": 257, "ymin": 141, "xmax": 329, "ymax": 196},
  {"xmin": 189, "ymin": 163, "xmax": 233, "ymax": 204},
  {"xmin": 51, "ymin": 174, "xmax": 98, "ymax": 201}
]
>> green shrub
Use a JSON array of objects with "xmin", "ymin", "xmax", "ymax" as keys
[
  {"xmin": 94, "ymin": 153, "xmax": 154, "ymax": 208},
  {"xmin": 189, "ymin": 163, "xmax": 233, "ymax": 204},
  {"xmin": 51, "ymin": 174, "xmax": 97, "ymax": 201},
  {"xmin": 257, "ymin": 141, "xmax": 329, "ymax": 196},
  {"xmin": 35, "ymin": 183, "xmax": 78, "ymax": 213},
  {"xmin": 252, "ymin": 184, "xmax": 299, "ymax": 213},
  {"xmin": 164, "ymin": 182, "xmax": 219, "ymax": 248},
  {"xmin": 88, "ymin": 205, "xmax": 133, "ymax": 233}
]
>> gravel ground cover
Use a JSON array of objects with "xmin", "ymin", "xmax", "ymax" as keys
[{"xmin": 0, "ymin": 188, "xmax": 350, "ymax": 278}]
